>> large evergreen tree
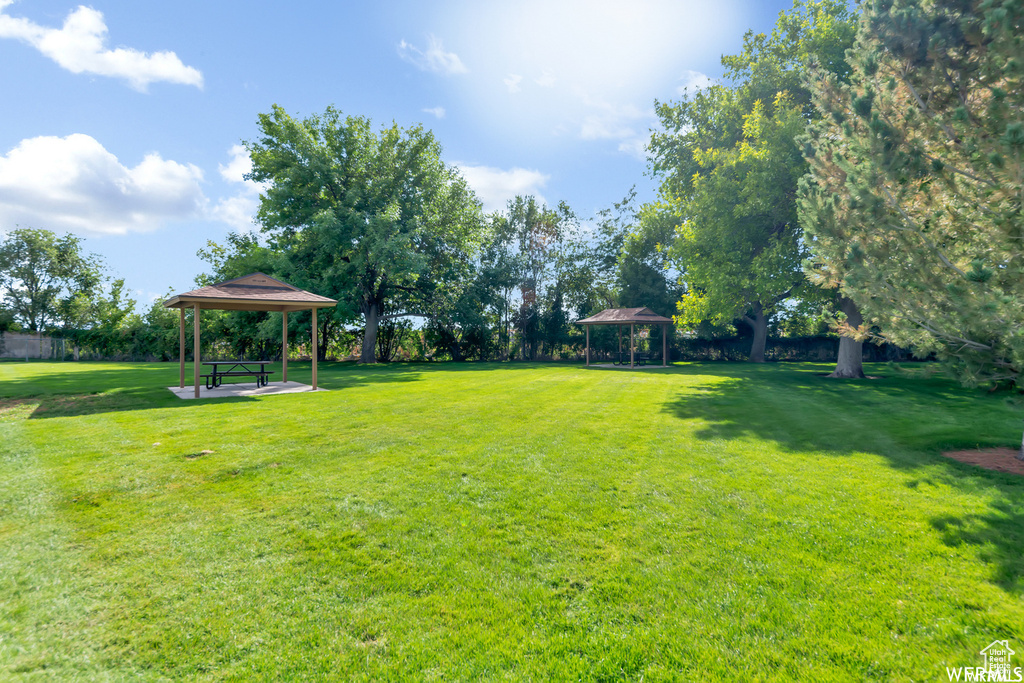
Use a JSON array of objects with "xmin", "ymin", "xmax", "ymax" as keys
[{"xmin": 799, "ymin": 0, "xmax": 1024, "ymax": 448}]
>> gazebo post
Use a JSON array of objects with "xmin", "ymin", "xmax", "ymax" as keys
[
  {"xmin": 630, "ymin": 324, "xmax": 635, "ymax": 369},
  {"xmin": 193, "ymin": 303, "xmax": 201, "ymax": 399},
  {"xmin": 178, "ymin": 308, "xmax": 185, "ymax": 388},
  {"xmin": 311, "ymin": 307, "xmax": 318, "ymax": 391},
  {"xmin": 618, "ymin": 324, "xmax": 622, "ymax": 362},
  {"xmin": 585, "ymin": 325, "xmax": 590, "ymax": 366},
  {"xmin": 663, "ymin": 323, "xmax": 668, "ymax": 367},
  {"xmin": 282, "ymin": 311, "xmax": 288, "ymax": 383}
]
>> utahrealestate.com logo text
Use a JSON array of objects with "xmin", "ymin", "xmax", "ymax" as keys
[{"xmin": 948, "ymin": 640, "xmax": 1022, "ymax": 682}]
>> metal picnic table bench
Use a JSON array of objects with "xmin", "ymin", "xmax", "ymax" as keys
[
  {"xmin": 612, "ymin": 351, "xmax": 650, "ymax": 366},
  {"xmin": 201, "ymin": 360, "xmax": 273, "ymax": 390}
]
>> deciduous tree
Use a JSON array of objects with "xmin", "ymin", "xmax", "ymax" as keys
[
  {"xmin": 0, "ymin": 227, "xmax": 103, "ymax": 333},
  {"xmin": 648, "ymin": 0, "xmax": 856, "ymax": 363},
  {"xmin": 247, "ymin": 105, "xmax": 486, "ymax": 363}
]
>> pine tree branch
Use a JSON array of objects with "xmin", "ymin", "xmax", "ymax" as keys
[
  {"xmin": 880, "ymin": 186, "xmax": 968, "ymax": 278},
  {"xmin": 909, "ymin": 317, "xmax": 992, "ymax": 351},
  {"xmin": 918, "ymin": 150, "xmax": 997, "ymax": 187},
  {"xmin": 898, "ymin": 67, "xmax": 961, "ymax": 145}
]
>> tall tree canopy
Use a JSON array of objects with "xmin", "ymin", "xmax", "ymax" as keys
[
  {"xmin": 0, "ymin": 227, "xmax": 104, "ymax": 333},
  {"xmin": 247, "ymin": 105, "xmax": 486, "ymax": 363},
  {"xmin": 799, "ymin": 0, "xmax": 1024, "ymax": 396},
  {"xmin": 647, "ymin": 0, "xmax": 857, "ymax": 362}
]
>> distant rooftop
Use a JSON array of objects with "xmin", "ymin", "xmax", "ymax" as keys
[
  {"xmin": 576, "ymin": 307, "xmax": 673, "ymax": 325},
  {"xmin": 164, "ymin": 273, "xmax": 337, "ymax": 312}
]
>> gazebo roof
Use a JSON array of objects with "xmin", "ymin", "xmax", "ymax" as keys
[
  {"xmin": 163, "ymin": 273, "xmax": 337, "ymax": 312},
  {"xmin": 576, "ymin": 307, "xmax": 673, "ymax": 325}
]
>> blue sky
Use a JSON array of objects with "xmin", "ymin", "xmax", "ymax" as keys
[{"xmin": 0, "ymin": 0, "xmax": 794, "ymax": 306}]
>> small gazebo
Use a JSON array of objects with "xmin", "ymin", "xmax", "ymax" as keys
[
  {"xmin": 164, "ymin": 273, "xmax": 337, "ymax": 398},
  {"xmin": 576, "ymin": 307, "xmax": 674, "ymax": 368}
]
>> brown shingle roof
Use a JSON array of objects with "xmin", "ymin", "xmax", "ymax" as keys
[
  {"xmin": 576, "ymin": 307, "xmax": 673, "ymax": 325},
  {"xmin": 164, "ymin": 273, "xmax": 337, "ymax": 312}
]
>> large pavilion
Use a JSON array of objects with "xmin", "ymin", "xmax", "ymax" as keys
[
  {"xmin": 164, "ymin": 273, "xmax": 337, "ymax": 398},
  {"xmin": 576, "ymin": 307, "xmax": 674, "ymax": 368}
]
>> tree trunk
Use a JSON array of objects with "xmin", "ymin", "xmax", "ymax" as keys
[
  {"xmin": 830, "ymin": 297, "xmax": 865, "ymax": 378},
  {"xmin": 360, "ymin": 301, "xmax": 380, "ymax": 363},
  {"xmin": 1018, "ymin": 427, "xmax": 1024, "ymax": 462},
  {"xmin": 319, "ymin": 316, "xmax": 331, "ymax": 361},
  {"xmin": 748, "ymin": 305, "xmax": 768, "ymax": 363}
]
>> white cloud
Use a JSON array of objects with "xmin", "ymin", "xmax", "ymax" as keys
[
  {"xmin": 397, "ymin": 35, "xmax": 467, "ymax": 75},
  {"xmin": 617, "ymin": 138, "xmax": 648, "ymax": 160},
  {"xmin": 0, "ymin": 134, "xmax": 205, "ymax": 235},
  {"xmin": 535, "ymin": 69, "xmax": 556, "ymax": 88},
  {"xmin": 211, "ymin": 145, "xmax": 263, "ymax": 231},
  {"xmin": 454, "ymin": 163, "xmax": 549, "ymax": 213},
  {"xmin": 0, "ymin": 0, "xmax": 202, "ymax": 91},
  {"xmin": 210, "ymin": 194, "xmax": 259, "ymax": 231},
  {"xmin": 438, "ymin": 0, "xmax": 742, "ymax": 158},
  {"xmin": 677, "ymin": 69, "xmax": 713, "ymax": 95},
  {"xmin": 422, "ymin": 106, "xmax": 446, "ymax": 119},
  {"xmin": 503, "ymin": 73, "xmax": 523, "ymax": 94},
  {"xmin": 578, "ymin": 99, "xmax": 648, "ymax": 141},
  {"xmin": 218, "ymin": 144, "xmax": 251, "ymax": 184}
]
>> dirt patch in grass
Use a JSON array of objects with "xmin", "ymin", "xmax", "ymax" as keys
[{"xmin": 942, "ymin": 447, "xmax": 1024, "ymax": 476}]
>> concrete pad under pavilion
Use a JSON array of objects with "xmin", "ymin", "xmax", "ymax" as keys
[
  {"xmin": 163, "ymin": 273, "xmax": 337, "ymax": 399},
  {"xmin": 167, "ymin": 381, "xmax": 326, "ymax": 400}
]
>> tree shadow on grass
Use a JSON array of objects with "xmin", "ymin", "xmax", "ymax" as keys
[
  {"xmin": 662, "ymin": 362, "xmax": 1018, "ymax": 457},
  {"xmin": 931, "ymin": 500, "xmax": 1024, "ymax": 593},
  {"xmin": 661, "ymin": 361, "xmax": 1024, "ymax": 593}
]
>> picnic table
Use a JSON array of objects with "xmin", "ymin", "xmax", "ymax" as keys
[
  {"xmin": 612, "ymin": 351, "xmax": 650, "ymax": 366},
  {"xmin": 201, "ymin": 360, "xmax": 273, "ymax": 389}
]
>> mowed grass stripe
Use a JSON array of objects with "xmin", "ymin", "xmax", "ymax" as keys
[{"xmin": 0, "ymin": 360, "xmax": 1021, "ymax": 679}]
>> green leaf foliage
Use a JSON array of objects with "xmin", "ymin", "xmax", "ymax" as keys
[
  {"xmin": 246, "ymin": 105, "xmax": 487, "ymax": 362},
  {"xmin": 647, "ymin": 0, "xmax": 856, "ymax": 361},
  {"xmin": 0, "ymin": 227, "xmax": 106, "ymax": 333}
]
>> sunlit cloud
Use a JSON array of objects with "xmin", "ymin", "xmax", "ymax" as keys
[
  {"xmin": 0, "ymin": 134, "xmax": 205, "ymax": 235},
  {"xmin": 617, "ymin": 138, "xmax": 648, "ymax": 160},
  {"xmin": 535, "ymin": 70, "xmax": 556, "ymax": 88},
  {"xmin": 677, "ymin": 69, "xmax": 713, "ymax": 95},
  {"xmin": 503, "ymin": 73, "xmax": 523, "ymax": 94},
  {"xmin": 0, "ymin": 0, "xmax": 202, "ymax": 90},
  {"xmin": 455, "ymin": 163, "xmax": 550, "ymax": 213},
  {"xmin": 397, "ymin": 35, "xmax": 468, "ymax": 75},
  {"xmin": 422, "ymin": 106, "xmax": 446, "ymax": 119},
  {"xmin": 211, "ymin": 145, "xmax": 264, "ymax": 231},
  {"xmin": 437, "ymin": 0, "xmax": 742, "ymax": 157}
]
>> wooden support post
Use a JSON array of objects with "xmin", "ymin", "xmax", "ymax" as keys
[
  {"xmin": 585, "ymin": 325, "xmax": 590, "ymax": 366},
  {"xmin": 311, "ymin": 307, "xmax": 318, "ymax": 391},
  {"xmin": 630, "ymin": 324, "xmax": 635, "ymax": 369},
  {"xmin": 663, "ymin": 323, "xmax": 668, "ymax": 367},
  {"xmin": 282, "ymin": 311, "xmax": 288, "ymax": 383},
  {"xmin": 178, "ymin": 307, "xmax": 185, "ymax": 388},
  {"xmin": 193, "ymin": 303, "xmax": 201, "ymax": 399},
  {"xmin": 618, "ymin": 324, "xmax": 621, "ymax": 361}
]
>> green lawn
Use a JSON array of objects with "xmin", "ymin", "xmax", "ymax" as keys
[{"xmin": 1, "ymin": 360, "xmax": 1022, "ymax": 680}]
